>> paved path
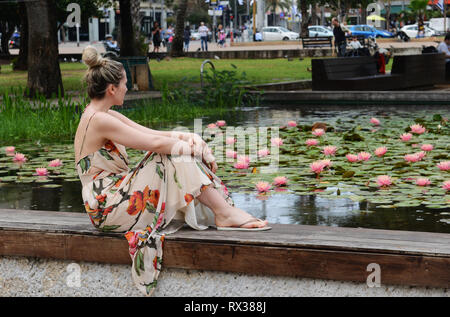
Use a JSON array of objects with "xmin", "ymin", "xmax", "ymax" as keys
[{"xmin": 8, "ymin": 38, "xmax": 441, "ymax": 55}]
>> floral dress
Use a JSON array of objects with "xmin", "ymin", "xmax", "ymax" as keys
[{"xmin": 76, "ymin": 132, "xmax": 233, "ymax": 296}]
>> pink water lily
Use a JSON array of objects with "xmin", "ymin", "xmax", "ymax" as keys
[
  {"xmin": 404, "ymin": 154, "xmax": 421, "ymax": 163},
  {"xmin": 255, "ymin": 181, "xmax": 271, "ymax": 193},
  {"xmin": 305, "ymin": 139, "xmax": 319, "ymax": 147},
  {"xmin": 357, "ymin": 152, "xmax": 371, "ymax": 161},
  {"xmin": 420, "ymin": 144, "xmax": 433, "ymax": 152},
  {"xmin": 400, "ymin": 133, "xmax": 413, "ymax": 142},
  {"xmin": 207, "ymin": 123, "xmax": 217, "ymax": 129},
  {"xmin": 35, "ymin": 168, "xmax": 48, "ymax": 176},
  {"xmin": 310, "ymin": 160, "xmax": 325, "ymax": 176},
  {"xmin": 320, "ymin": 159, "xmax": 332, "ymax": 168},
  {"xmin": 443, "ymin": 180, "xmax": 450, "ymax": 191},
  {"xmin": 237, "ymin": 155, "xmax": 250, "ymax": 164},
  {"xmin": 287, "ymin": 121, "xmax": 297, "ymax": 127},
  {"xmin": 312, "ymin": 129, "xmax": 325, "ymax": 137},
  {"xmin": 376, "ymin": 175, "xmax": 392, "ymax": 188},
  {"xmin": 273, "ymin": 176, "xmax": 288, "ymax": 187},
  {"xmin": 271, "ymin": 138, "xmax": 283, "ymax": 147},
  {"xmin": 322, "ymin": 146, "xmax": 337, "ymax": 156},
  {"xmin": 5, "ymin": 146, "xmax": 15, "ymax": 155},
  {"xmin": 226, "ymin": 150, "xmax": 237, "ymax": 159},
  {"xmin": 216, "ymin": 120, "xmax": 226, "ymax": 127},
  {"xmin": 48, "ymin": 159, "xmax": 63, "ymax": 167},
  {"xmin": 374, "ymin": 147, "xmax": 387, "ymax": 157},
  {"xmin": 415, "ymin": 151, "xmax": 426, "ymax": 160},
  {"xmin": 437, "ymin": 161, "xmax": 450, "ymax": 171},
  {"xmin": 13, "ymin": 153, "xmax": 27, "ymax": 163},
  {"xmin": 415, "ymin": 178, "xmax": 431, "ymax": 187},
  {"xmin": 226, "ymin": 137, "xmax": 236, "ymax": 145},
  {"xmin": 234, "ymin": 161, "xmax": 249, "ymax": 169},
  {"xmin": 257, "ymin": 148, "xmax": 270, "ymax": 157},
  {"xmin": 410, "ymin": 124, "xmax": 426, "ymax": 134},
  {"xmin": 346, "ymin": 154, "xmax": 359, "ymax": 162},
  {"xmin": 370, "ymin": 117, "xmax": 380, "ymax": 125}
]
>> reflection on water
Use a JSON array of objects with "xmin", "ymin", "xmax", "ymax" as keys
[{"xmin": 1, "ymin": 104, "xmax": 449, "ymax": 233}]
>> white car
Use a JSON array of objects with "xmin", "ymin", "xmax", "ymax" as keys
[
  {"xmin": 308, "ymin": 25, "xmax": 333, "ymax": 37},
  {"xmin": 400, "ymin": 24, "xmax": 436, "ymax": 38},
  {"xmin": 261, "ymin": 26, "xmax": 299, "ymax": 41}
]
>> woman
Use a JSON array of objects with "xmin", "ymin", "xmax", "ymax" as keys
[
  {"xmin": 183, "ymin": 25, "xmax": 191, "ymax": 52},
  {"xmin": 151, "ymin": 22, "xmax": 161, "ymax": 53},
  {"xmin": 75, "ymin": 46, "xmax": 270, "ymax": 295}
]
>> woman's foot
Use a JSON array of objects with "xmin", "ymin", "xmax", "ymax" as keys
[{"xmin": 214, "ymin": 206, "xmax": 268, "ymax": 229}]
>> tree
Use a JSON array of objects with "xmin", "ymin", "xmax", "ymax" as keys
[
  {"xmin": 25, "ymin": 0, "xmax": 64, "ymax": 98},
  {"xmin": 0, "ymin": 0, "xmax": 20, "ymax": 56},
  {"xmin": 409, "ymin": 0, "xmax": 428, "ymax": 21},
  {"xmin": 118, "ymin": 0, "xmax": 140, "ymax": 56},
  {"xmin": 170, "ymin": 0, "xmax": 189, "ymax": 57}
]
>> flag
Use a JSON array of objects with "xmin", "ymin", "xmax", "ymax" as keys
[
  {"xmin": 250, "ymin": 0, "xmax": 256, "ymax": 5},
  {"xmin": 292, "ymin": 4, "xmax": 298, "ymax": 16},
  {"xmin": 437, "ymin": 0, "xmax": 445, "ymax": 11},
  {"xmin": 238, "ymin": 0, "xmax": 243, "ymax": 5}
]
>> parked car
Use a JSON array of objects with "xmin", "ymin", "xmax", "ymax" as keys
[
  {"xmin": 261, "ymin": 26, "xmax": 299, "ymax": 41},
  {"xmin": 9, "ymin": 32, "xmax": 20, "ymax": 49},
  {"xmin": 348, "ymin": 25, "xmax": 393, "ymax": 38},
  {"xmin": 190, "ymin": 29, "xmax": 212, "ymax": 41},
  {"xmin": 308, "ymin": 25, "xmax": 333, "ymax": 37},
  {"xmin": 400, "ymin": 24, "xmax": 435, "ymax": 38}
]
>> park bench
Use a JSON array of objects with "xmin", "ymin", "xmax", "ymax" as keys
[
  {"xmin": 312, "ymin": 53, "xmax": 446, "ymax": 91},
  {"xmin": 301, "ymin": 36, "xmax": 332, "ymax": 49},
  {"xmin": 346, "ymin": 35, "xmax": 366, "ymax": 47}
]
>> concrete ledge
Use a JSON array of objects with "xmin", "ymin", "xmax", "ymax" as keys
[
  {"xmin": 0, "ymin": 208, "xmax": 449, "ymax": 290},
  {"xmin": 255, "ymin": 90, "xmax": 450, "ymax": 105}
]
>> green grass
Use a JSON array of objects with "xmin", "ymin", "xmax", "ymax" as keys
[{"xmin": 0, "ymin": 57, "xmax": 393, "ymax": 94}]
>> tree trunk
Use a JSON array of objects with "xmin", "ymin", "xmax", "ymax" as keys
[
  {"xmin": 119, "ymin": 0, "xmax": 139, "ymax": 56},
  {"xmin": 131, "ymin": 0, "xmax": 141, "ymax": 43},
  {"xmin": 299, "ymin": 0, "xmax": 309, "ymax": 38},
  {"xmin": 25, "ymin": 0, "xmax": 63, "ymax": 98},
  {"xmin": 0, "ymin": 21, "xmax": 13, "ymax": 56},
  {"xmin": 170, "ymin": 0, "xmax": 188, "ymax": 57},
  {"xmin": 14, "ymin": 1, "xmax": 28, "ymax": 71}
]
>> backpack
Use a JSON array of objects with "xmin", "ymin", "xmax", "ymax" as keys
[{"xmin": 422, "ymin": 46, "xmax": 438, "ymax": 54}]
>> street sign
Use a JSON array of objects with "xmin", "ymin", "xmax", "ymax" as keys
[
  {"xmin": 208, "ymin": 9, "xmax": 223, "ymax": 16},
  {"xmin": 219, "ymin": 1, "xmax": 229, "ymax": 5}
]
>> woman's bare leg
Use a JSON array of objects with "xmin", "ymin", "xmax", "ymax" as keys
[{"xmin": 196, "ymin": 184, "xmax": 268, "ymax": 228}]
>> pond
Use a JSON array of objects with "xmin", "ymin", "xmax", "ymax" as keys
[{"xmin": 1, "ymin": 104, "xmax": 449, "ymax": 233}]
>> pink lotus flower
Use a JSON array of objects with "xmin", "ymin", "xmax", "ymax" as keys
[
  {"xmin": 48, "ymin": 159, "xmax": 63, "ymax": 167},
  {"xmin": 255, "ymin": 181, "xmax": 271, "ymax": 193},
  {"xmin": 257, "ymin": 148, "xmax": 270, "ymax": 157},
  {"xmin": 357, "ymin": 152, "xmax": 371, "ymax": 161},
  {"xmin": 305, "ymin": 139, "xmax": 319, "ymax": 147},
  {"xmin": 410, "ymin": 124, "xmax": 426, "ymax": 134},
  {"xmin": 400, "ymin": 133, "xmax": 413, "ymax": 142},
  {"xmin": 226, "ymin": 137, "xmax": 236, "ymax": 145},
  {"xmin": 5, "ymin": 146, "xmax": 15, "ymax": 155},
  {"xmin": 237, "ymin": 155, "xmax": 250, "ymax": 164},
  {"xmin": 207, "ymin": 123, "xmax": 217, "ymax": 129},
  {"xmin": 322, "ymin": 146, "xmax": 337, "ymax": 156},
  {"xmin": 312, "ymin": 129, "xmax": 325, "ymax": 137},
  {"xmin": 415, "ymin": 178, "xmax": 431, "ymax": 186},
  {"xmin": 35, "ymin": 168, "xmax": 48, "ymax": 176},
  {"xmin": 287, "ymin": 121, "xmax": 297, "ymax": 127},
  {"xmin": 415, "ymin": 151, "xmax": 426, "ymax": 160},
  {"xmin": 226, "ymin": 150, "xmax": 237, "ymax": 159},
  {"xmin": 216, "ymin": 120, "xmax": 226, "ymax": 127},
  {"xmin": 273, "ymin": 176, "xmax": 288, "ymax": 187},
  {"xmin": 443, "ymin": 180, "xmax": 450, "ymax": 191},
  {"xmin": 370, "ymin": 117, "xmax": 380, "ymax": 125},
  {"xmin": 374, "ymin": 147, "xmax": 387, "ymax": 157},
  {"xmin": 437, "ymin": 161, "xmax": 450, "ymax": 171},
  {"xmin": 420, "ymin": 144, "xmax": 433, "ymax": 152},
  {"xmin": 346, "ymin": 154, "xmax": 359, "ymax": 162},
  {"xmin": 13, "ymin": 153, "xmax": 27, "ymax": 163},
  {"xmin": 310, "ymin": 161, "xmax": 325, "ymax": 175},
  {"xmin": 271, "ymin": 138, "xmax": 283, "ymax": 147},
  {"xmin": 376, "ymin": 175, "xmax": 392, "ymax": 188},
  {"xmin": 320, "ymin": 159, "xmax": 332, "ymax": 168},
  {"xmin": 404, "ymin": 154, "xmax": 421, "ymax": 163},
  {"xmin": 234, "ymin": 161, "xmax": 249, "ymax": 169}
]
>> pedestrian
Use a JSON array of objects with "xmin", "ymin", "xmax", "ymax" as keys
[
  {"xmin": 417, "ymin": 19, "xmax": 425, "ymax": 38},
  {"xmin": 183, "ymin": 25, "xmax": 191, "ymax": 52},
  {"xmin": 151, "ymin": 21, "xmax": 162, "ymax": 53},
  {"xmin": 199, "ymin": 22, "xmax": 209, "ymax": 51},
  {"xmin": 165, "ymin": 25, "xmax": 174, "ymax": 52},
  {"xmin": 437, "ymin": 33, "xmax": 450, "ymax": 79},
  {"xmin": 218, "ymin": 24, "xmax": 226, "ymax": 48},
  {"xmin": 331, "ymin": 17, "xmax": 351, "ymax": 57}
]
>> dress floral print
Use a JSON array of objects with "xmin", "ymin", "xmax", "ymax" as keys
[{"xmin": 76, "ymin": 139, "xmax": 233, "ymax": 295}]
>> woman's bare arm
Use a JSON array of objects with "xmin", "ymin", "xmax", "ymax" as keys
[{"xmin": 95, "ymin": 112, "xmax": 193, "ymax": 155}]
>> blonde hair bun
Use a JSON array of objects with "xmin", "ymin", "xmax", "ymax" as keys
[{"xmin": 82, "ymin": 45, "xmax": 105, "ymax": 68}]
